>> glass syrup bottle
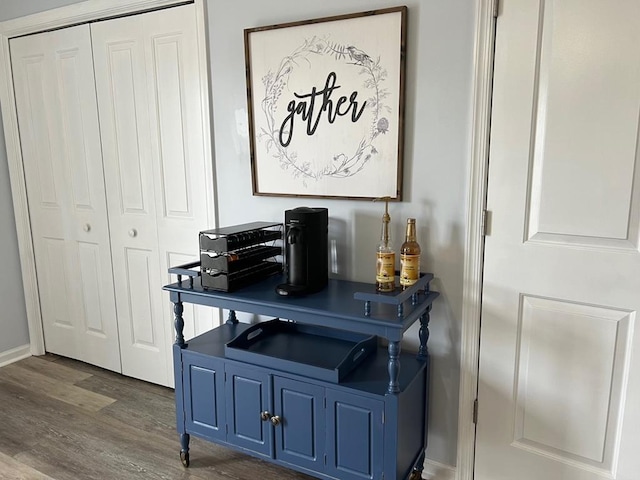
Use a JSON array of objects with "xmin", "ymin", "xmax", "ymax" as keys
[
  {"xmin": 400, "ymin": 218, "xmax": 421, "ymax": 290},
  {"xmin": 375, "ymin": 198, "xmax": 396, "ymax": 292}
]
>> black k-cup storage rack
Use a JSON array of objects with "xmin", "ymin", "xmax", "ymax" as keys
[{"xmin": 199, "ymin": 222, "xmax": 283, "ymax": 292}]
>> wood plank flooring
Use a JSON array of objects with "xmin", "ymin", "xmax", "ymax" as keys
[{"xmin": 0, "ymin": 354, "xmax": 313, "ymax": 480}]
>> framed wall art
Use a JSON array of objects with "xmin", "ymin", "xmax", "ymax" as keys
[{"xmin": 244, "ymin": 6, "xmax": 407, "ymax": 200}]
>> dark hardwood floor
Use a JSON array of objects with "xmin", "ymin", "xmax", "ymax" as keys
[{"xmin": 0, "ymin": 354, "xmax": 314, "ymax": 480}]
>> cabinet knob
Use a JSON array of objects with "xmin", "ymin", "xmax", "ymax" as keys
[
  {"xmin": 128, "ymin": 229, "xmax": 138, "ymax": 238},
  {"xmin": 83, "ymin": 223, "xmax": 91, "ymax": 232},
  {"xmin": 270, "ymin": 415, "xmax": 281, "ymax": 426},
  {"xmin": 260, "ymin": 411, "xmax": 272, "ymax": 421}
]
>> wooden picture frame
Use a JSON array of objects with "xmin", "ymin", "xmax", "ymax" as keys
[{"xmin": 244, "ymin": 6, "xmax": 407, "ymax": 200}]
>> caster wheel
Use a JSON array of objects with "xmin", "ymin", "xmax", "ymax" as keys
[
  {"xmin": 180, "ymin": 451, "xmax": 190, "ymax": 468},
  {"xmin": 409, "ymin": 470, "xmax": 422, "ymax": 480}
]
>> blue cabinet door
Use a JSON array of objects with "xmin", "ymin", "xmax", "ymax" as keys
[
  {"xmin": 225, "ymin": 363, "xmax": 272, "ymax": 457},
  {"xmin": 273, "ymin": 376, "xmax": 325, "ymax": 472},
  {"xmin": 326, "ymin": 389, "xmax": 384, "ymax": 480},
  {"xmin": 183, "ymin": 354, "xmax": 225, "ymax": 442}
]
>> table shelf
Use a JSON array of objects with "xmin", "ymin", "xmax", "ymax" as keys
[{"xmin": 164, "ymin": 270, "xmax": 439, "ymax": 480}]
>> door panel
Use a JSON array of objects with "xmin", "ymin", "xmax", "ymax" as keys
[
  {"xmin": 11, "ymin": 25, "xmax": 121, "ymax": 372},
  {"xmin": 528, "ymin": 5, "xmax": 640, "ymax": 242},
  {"xmin": 225, "ymin": 364, "xmax": 272, "ymax": 457},
  {"xmin": 109, "ymin": 43, "xmax": 149, "ymax": 214},
  {"xmin": 145, "ymin": 6, "xmax": 217, "ymax": 379},
  {"xmin": 43, "ymin": 238, "xmax": 73, "ymax": 329},
  {"xmin": 22, "ymin": 56, "xmax": 58, "ymax": 205},
  {"xmin": 274, "ymin": 376, "xmax": 325, "ymax": 472},
  {"xmin": 153, "ymin": 36, "xmax": 190, "ymax": 217},
  {"xmin": 77, "ymin": 241, "xmax": 110, "ymax": 335},
  {"xmin": 513, "ymin": 296, "xmax": 633, "ymax": 470},
  {"xmin": 183, "ymin": 355, "xmax": 226, "ymax": 442},
  {"xmin": 57, "ymin": 50, "xmax": 94, "ymax": 209},
  {"xmin": 92, "ymin": 3, "xmax": 212, "ymax": 386},
  {"xmin": 123, "ymin": 248, "xmax": 159, "ymax": 349},
  {"xmin": 476, "ymin": 1, "xmax": 640, "ymax": 479},
  {"xmin": 93, "ymin": 23, "xmax": 164, "ymax": 382},
  {"xmin": 142, "ymin": 9, "xmax": 212, "ymax": 255},
  {"xmin": 326, "ymin": 389, "xmax": 384, "ymax": 480}
]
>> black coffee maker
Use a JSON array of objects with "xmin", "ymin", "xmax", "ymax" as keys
[{"xmin": 276, "ymin": 207, "xmax": 328, "ymax": 296}]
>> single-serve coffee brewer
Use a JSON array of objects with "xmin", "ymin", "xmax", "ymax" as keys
[{"xmin": 276, "ymin": 207, "xmax": 328, "ymax": 296}]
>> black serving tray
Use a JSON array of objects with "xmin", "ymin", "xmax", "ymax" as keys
[{"xmin": 225, "ymin": 319, "xmax": 377, "ymax": 383}]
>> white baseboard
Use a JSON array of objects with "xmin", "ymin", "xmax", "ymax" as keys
[
  {"xmin": 422, "ymin": 459, "xmax": 456, "ymax": 480},
  {"xmin": 0, "ymin": 344, "xmax": 31, "ymax": 368}
]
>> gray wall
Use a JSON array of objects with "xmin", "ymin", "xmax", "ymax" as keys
[
  {"xmin": 0, "ymin": 0, "xmax": 475, "ymax": 468},
  {"xmin": 208, "ymin": 0, "xmax": 474, "ymax": 467},
  {"xmin": 0, "ymin": 119, "xmax": 29, "ymax": 353}
]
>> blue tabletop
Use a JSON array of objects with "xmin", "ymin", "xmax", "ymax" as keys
[{"xmin": 164, "ymin": 274, "xmax": 438, "ymax": 341}]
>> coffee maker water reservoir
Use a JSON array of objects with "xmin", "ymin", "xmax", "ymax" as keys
[{"xmin": 276, "ymin": 207, "xmax": 328, "ymax": 296}]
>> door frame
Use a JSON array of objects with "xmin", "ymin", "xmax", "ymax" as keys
[
  {"xmin": 0, "ymin": 0, "xmax": 216, "ymax": 356},
  {"xmin": 456, "ymin": 0, "xmax": 496, "ymax": 479}
]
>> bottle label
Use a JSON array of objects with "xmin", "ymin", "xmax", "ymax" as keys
[
  {"xmin": 400, "ymin": 254, "xmax": 420, "ymax": 286},
  {"xmin": 376, "ymin": 252, "xmax": 395, "ymax": 283}
]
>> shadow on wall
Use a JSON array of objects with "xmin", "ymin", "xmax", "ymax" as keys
[
  {"xmin": 328, "ymin": 217, "xmax": 351, "ymax": 280},
  {"xmin": 347, "ymin": 209, "xmax": 464, "ymax": 466},
  {"xmin": 426, "ymin": 222, "xmax": 463, "ymax": 465},
  {"xmin": 0, "ymin": 106, "xmax": 30, "ymax": 353}
]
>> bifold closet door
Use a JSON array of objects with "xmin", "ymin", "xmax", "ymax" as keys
[
  {"xmin": 10, "ymin": 25, "xmax": 121, "ymax": 372},
  {"xmin": 92, "ymin": 4, "xmax": 216, "ymax": 386}
]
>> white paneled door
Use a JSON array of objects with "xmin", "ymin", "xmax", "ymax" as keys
[
  {"xmin": 10, "ymin": 25, "xmax": 121, "ymax": 372},
  {"xmin": 92, "ymin": 4, "xmax": 215, "ymax": 386},
  {"xmin": 10, "ymin": 3, "xmax": 215, "ymax": 387},
  {"xmin": 476, "ymin": 1, "xmax": 640, "ymax": 479}
]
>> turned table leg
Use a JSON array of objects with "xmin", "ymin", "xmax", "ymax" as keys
[
  {"xmin": 173, "ymin": 299, "xmax": 185, "ymax": 347},
  {"xmin": 418, "ymin": 304, "xmax": 432, "ymax": 359},
  {"xmin": 179, "ymin": 433, "xmax": 190, "ymax": 467},
  {"xmin": 409, "ymin": 450, "xmax": 426, "ymax": 479},
  {"xmin": 387, "ymin": 341, "xmax": 401, "ymax": 394},
  {"xmin": 226, "ymin": 309, "xmax": 238, "ymax": 325}
]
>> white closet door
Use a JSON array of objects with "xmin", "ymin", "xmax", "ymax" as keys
[
  {"xmin": 10, "ymin": 25, "xmax": 121, "ymax": 372},
  {"xmin": 141, "ymin": 4, "xmax": 217, "ymax": 347},
  {"xmin": 476, "ymin": 1, "xmax": 640, "ymax": 479},
  {"xmin": 92, "ymin": 3, "xmax": 215, "ymax": 386}
]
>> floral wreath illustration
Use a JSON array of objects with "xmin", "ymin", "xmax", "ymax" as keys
[{"xmin": 258, "ymin": 35, "xmax": 391, "ymax": 184}]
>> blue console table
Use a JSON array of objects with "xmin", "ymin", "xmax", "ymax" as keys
[{"xmin": 164, "ymin": 270, "xmax": 438, "ymax": 480}]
